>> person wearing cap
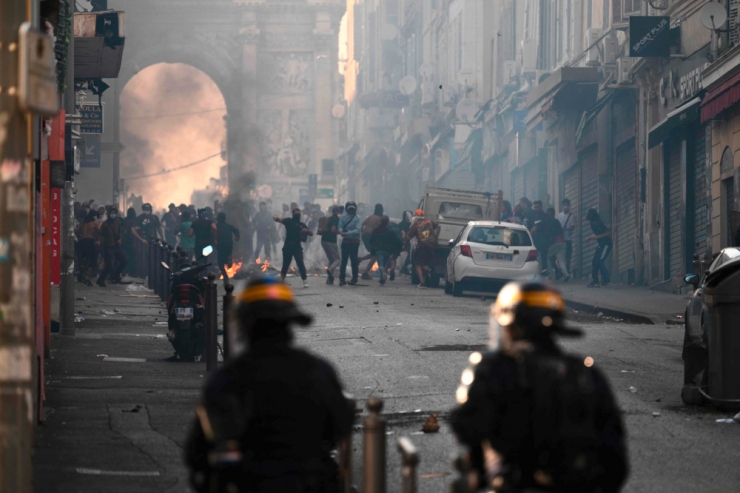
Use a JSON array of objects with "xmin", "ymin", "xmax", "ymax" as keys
[
  {"xmin": 338, "ymin": 201, "xmax": 362, "ymax": 286},
  {"xmin": 162, "ymin": 203, "xmax": 181, "ymax": 245},
  {"xmin": 451, "ymin": 281, "xmax": 628, "ymax": 493},
  {"xmin": 137, "ymin": 203, "xmax": 164, "ymax": 241},
  {"xmin": 184, "ymin": 276, "xmax": 354, "ymax": 493}
]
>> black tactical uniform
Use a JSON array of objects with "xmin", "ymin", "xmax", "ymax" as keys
[
  {"xmin": 451, "ymin": 282, "xmax": 628, "ymax": 493},
  {"xmin": 184, "ymin": 277, "xmax": 354, "ymax": 493}
]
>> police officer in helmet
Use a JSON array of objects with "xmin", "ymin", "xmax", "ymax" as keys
[
  {"xmin": 184, "ymin": 276, "xmax": 354, "ymax": 493},
  {"xmin": 451, "ymin": 281, "xmax": 628, "ymax": 493}
]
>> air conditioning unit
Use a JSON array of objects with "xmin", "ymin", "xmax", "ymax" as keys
[
  {"xmin": 502, "ymin": 60, "xmax": 520, "ymax": 88},
  {"xmin": 617, "ymin": 57, "xmax": 633, "ymax": 84},
  {"xmin": 535, "ymin": 70, "xmax": 552, "ymax": 86},
  {"xmin": 522, "ymin": 38, "xmax": 538, "ymax": 75},
  {"xmin": 602, "ymin": 36, "xmax": 618, "ymax": 65},
  {"xmin": 585, "ymin": 28, "xmax": 602, "ymax": 66}
]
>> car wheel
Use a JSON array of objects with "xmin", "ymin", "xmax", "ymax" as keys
[
  {"xmin": 452, "ymin": 281, "xmax": 463, "ymax": 297},
  {"xmin": 444, "ymin": 279, "xmax": 453, "ymax": 294}
]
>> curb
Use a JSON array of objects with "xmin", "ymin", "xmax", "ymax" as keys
[{"xmin": 564, "ymin": 299, "xmax": 657, "ymax": 325}]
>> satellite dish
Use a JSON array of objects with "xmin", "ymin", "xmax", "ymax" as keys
[
  {"xmin": 381, "ymin": 24, "xmax": 399, "ymax": 40},
  {"xmin": 700, "ymin": 2, "xmax": 728, "ymax": 30},
  {"xmin": 456, "ymin": 99, "xmax": 479, "ymax": 123},
  {"xmin": 419, "ymin": 63, "xmax": 434, "ymax": 78},
  {"xmin": 457, "ymin": 68, "xmax": 475, "ymax": 87},
  {"xmin": 331, "ymin": 104, "xmax": 346, "ymax": 118},
  {"xmin": 399, "ymin": 76, "xmax": 418, "ymax": 96}
]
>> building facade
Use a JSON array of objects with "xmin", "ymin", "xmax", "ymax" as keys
[{"xmin": 340, "ymin": 0, "xmax": 740, "ymax": 287}]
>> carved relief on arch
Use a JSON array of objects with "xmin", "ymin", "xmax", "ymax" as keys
[{"xmin": 257, "ymin": 52, "xmax": 313, "ymax": 93}]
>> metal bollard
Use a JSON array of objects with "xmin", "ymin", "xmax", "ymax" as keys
[
  {"xmin": 205, "ymin": 272, "xmax": 218, "ymax": 371},
  {"xmin": 449, "ymin": 451, "xmax": 476, "ymax": 493},
  {"xmin": 147, "ymin": 240, "xmax": 155, "ymax": 289},
  {"xmin": 222, "ymin": 284, "xmax": 234, "ymax": 361},
  {"xmin": 363, "ymin": 398, "xmax": 386, "ymax": 493},
  {"xmin": 338, "ymin": 398, "xmax": 356, "ymax": 493},
  {"xmin": 397, "ymin": 437, "xmax": 419, "ymax": 493}
]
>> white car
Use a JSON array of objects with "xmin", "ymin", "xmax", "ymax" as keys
[{"xmin": 444, "ymin": 221, "xmax": 541, "ymax": 297}]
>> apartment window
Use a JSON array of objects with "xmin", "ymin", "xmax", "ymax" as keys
[
  {"xmin": 730, "ymin": 0, "xmax": 739, "ymax": 48},
  {"xmin": 322, "ymin": 159, "xmax": 335, "ymax": 176}
]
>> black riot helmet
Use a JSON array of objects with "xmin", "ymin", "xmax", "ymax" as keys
[{"xmin": 489, "ymin": 281, "xmax": 581, "ymax": 349}]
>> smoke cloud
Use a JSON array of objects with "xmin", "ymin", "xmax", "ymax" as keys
[{"xmin": 120, "ymin": 63, "xmax": 227, "ymax": 210}]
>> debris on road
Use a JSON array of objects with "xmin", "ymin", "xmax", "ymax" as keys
[
  {"xmin": 422, "ymin": 414, "xmax": 440, "ymax": 433},
  {"xmin": 715, "ymin": 418, "xmax": 736, "ymax": 424},
  {"xmin": 373, "ymin": 301, "xmax": 379, "ymax": 305},
  {"xmin": 326, "ymin": 303, "xmax": 333, "ymax": 307},
  {"xmin": 455, "ymin": 328, "xmax": 460, "ymax": 331},
  {"xmin": 652, "ymin": 412, "xmax": 661, "ymax": 417},
  {"xmin": 123, "ymin": 405, "xmax": 142, "ymax": 413},
  {"xmin": 621, "ymin": 370, "xmax": 635, "ymax": 373},
  {"xmin": 629, "ymin": 386, "xmax": 638, "ymax": 393},
  {"xmin": 100, "ymin": 310, "xmax": 115, "ymax": 315},
  {"xmin": 126, "ymin": 284, "xmax": 149, "ymax": 292},
  {"xmin": 76, "ymin": 297, "xmax": 86, "ymax": 301},
  {"xmin": 96, "ymin": 354, "xmax": 108, "ymax": 358},
  {"xmin": 74, "ymin": 317, "xmax": 84, "ymax": 322}
]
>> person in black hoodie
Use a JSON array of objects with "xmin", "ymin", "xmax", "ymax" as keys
[{"xmin": 369, "ymin": 216, "xmax": 403, "ymax": 285}]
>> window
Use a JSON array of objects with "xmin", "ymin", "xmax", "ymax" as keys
[
  {"xmin": 322, "ymin": 159, "xmax": 335, "ymax": 175},
  {"xmin": 467, "ymin": 226, "xmax": 533, "ymax": 247},
  {"xmin": 438, "ymin": 202, "xmax": 483, "ymax": 220}
]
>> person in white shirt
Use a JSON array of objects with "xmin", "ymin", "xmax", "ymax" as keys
[{"xmin": 556, "ymin": 198, "xmax": 576, "ymax": 275}]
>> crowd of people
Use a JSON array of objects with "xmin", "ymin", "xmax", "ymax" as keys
[
  {"xmin": 74, "ymin": 193, "xmax": 612, "ymax": 289},
  {"xmin": 73, "ymin": 197, "xmax": 443, "ymax": 289},
  {"xmin": 501, "ymin": 196, "xmax": 612, "ymax": 287}
]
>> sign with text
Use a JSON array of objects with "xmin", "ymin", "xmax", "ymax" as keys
[
  {"xmin": 51, "ymin": 189, "xmax": 61, "ymax": 285},
  {"xmin": 80, "ymin": 135, "xmax": 101, "ymax": 168},
  {"xmin": 630, "ymin": 16, "xmax": 671, "ymax": 57},
  {"xmin": 317, "ymin": 188, "xmax": 334, "ymax": 199},
  {"xmin": 80, "ymin": 103, "xmax": 104, "ymax": 134}
]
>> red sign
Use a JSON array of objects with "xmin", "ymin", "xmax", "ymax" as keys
[{"xmin": 51, "ymin": 189, "xmax": 61, "ymax": 285}]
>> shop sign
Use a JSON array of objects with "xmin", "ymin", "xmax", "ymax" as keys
[
  {"xmin": 630, "ymin": 16, "xmax": 671, "ymax": 57},
  {"xmin": 80, "ymin": 103, "xmax": 104, "ymax": 134},
  {"xmin": 660, "ymin": 45, "xmax": 710, "ymax": 108}
]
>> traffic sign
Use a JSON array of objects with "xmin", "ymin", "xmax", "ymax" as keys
[
  {"xmin": 80, "ymin": 103, "xmax": 104, "ymax": 134},
  {"xmin": 80, "ymin": 136, "xmax": 101, "ymax": 168},
  {"xmin": 317, "ymin": 188, "xmax": 334, "ymax": 199}
]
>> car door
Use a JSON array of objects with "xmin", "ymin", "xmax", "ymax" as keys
[{"xmin": 447, "ymin": 228, "xmax": 466, "ymax": 281}]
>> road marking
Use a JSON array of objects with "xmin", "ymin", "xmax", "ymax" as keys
[
  {"xmin": 76, "ymin": 468, "xmax": 160, "ymax": 477},
  {"xmin": 103, "ymin": 357, "xmax": 147, "ymax": 363},
  {"xmin": 65, "ymin": 376, "xmax": 123, "ymax": 380},
  {"xmin": 371, "ymin": 354, "xmax": 389, "ymax": 357}
]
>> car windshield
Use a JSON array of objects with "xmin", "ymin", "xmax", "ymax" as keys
[
  {"xmin": 439, "ymin": 202, "xmax": 482, "ymax": 220},
  {"xmin": 467, "ymin": 226, "xmax": 532, "ymax": 247}
]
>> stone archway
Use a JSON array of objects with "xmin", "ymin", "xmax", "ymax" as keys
[{"xmin": 113, "ymin": 0, "xmax": 345, "ymax": 195}]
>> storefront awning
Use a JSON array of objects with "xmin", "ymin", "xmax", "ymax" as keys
[
  {"xmin": 648, "ymin": 97, "xmax": 701, "ymax": 148},
  {"xmin": 701, "ymin": 71, "xmax": 740, "ymax": 123}
]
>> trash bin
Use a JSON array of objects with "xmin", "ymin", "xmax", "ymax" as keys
[{"xmin": 702, "ymin": 258, "xmax": 740, "ymax": 409}]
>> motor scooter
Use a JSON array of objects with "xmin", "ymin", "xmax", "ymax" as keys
[{"xmin": 162, "ymin": 246, "xmax": 214, "ymax": 361}]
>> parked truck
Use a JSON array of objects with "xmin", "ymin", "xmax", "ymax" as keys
[{"xmin": 417, "ymin": 186, "xmax": 503, "ymax": 287}]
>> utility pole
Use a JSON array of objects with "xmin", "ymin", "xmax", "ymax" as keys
[
  {"xmin": 0, "ymin": 1, "xmax": 35, "ymax": 490},
  {"xmin": 60, "ymin": 0, "xmax": 76, "ymax": 336}
]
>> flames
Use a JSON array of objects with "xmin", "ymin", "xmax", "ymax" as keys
[
  {"xmin": 371, "ymin": 263, "xmax": 379, "ymax": 272},
  {"xmin": 220, "ymin": 261, "xmax": 243, "ymax": 280},
  {"xmin": 255, "ymin": 257, "xmax": 271, "ymax": 272}
]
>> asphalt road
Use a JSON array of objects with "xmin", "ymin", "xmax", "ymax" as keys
[{"xmin": 34, "ymin": 274, "xmax": 740, "ymax": 492}]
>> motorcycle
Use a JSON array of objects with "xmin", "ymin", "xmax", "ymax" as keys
[{"xmin": 162, "ymin": 246, "xmax": 214, "ymax": 361}]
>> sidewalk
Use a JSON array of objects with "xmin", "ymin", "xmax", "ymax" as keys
[
  {"xmin": 34, "ymin": 279, "xmax": 205, "ymax": 493},
  {"xmin": 558, "ymin": 280, "xmax": 690, "ymax": 324}
]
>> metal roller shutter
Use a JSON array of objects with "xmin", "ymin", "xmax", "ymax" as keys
[
  {"xmin": 580, "ymin": 149, "xmax": 599, "ymax": 280},
  {"xmin": 615, "ymin": 141, "xmax": 637, "ymax": 274},
  {"xmin": 490, "ymin": 161, "xmax": 503, "ymax": 197},
  {"xmin": 665, "ymin": 142, "xmax": 684, "ymax": 279},
  {"xmin": 524, "ymin": 161, "xmax": 539, "ymax": 201},
  {"xmin": 512, "ymin": 168, "xmax": 524, "ymax": 204},
  {"xmin": 563, "ymin": 165, "xmax": 581, "ymax": 277},
  {"xmin": 693, "ymin": 126, "xmax": 709, "ymax": 256}
]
